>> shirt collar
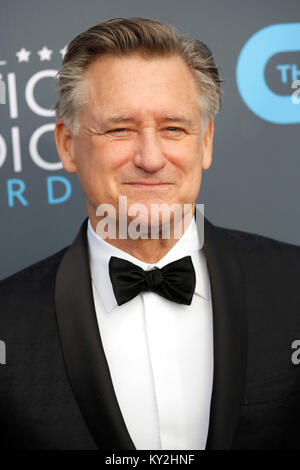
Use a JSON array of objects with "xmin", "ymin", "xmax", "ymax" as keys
[{"xmin": 87, "ymin": 217, "xmax": 210, "ymax": 313}]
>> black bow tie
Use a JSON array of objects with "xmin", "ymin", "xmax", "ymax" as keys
[{"xmin": 109, "ymin": 255, "xmax": 196, "ymax": 306}]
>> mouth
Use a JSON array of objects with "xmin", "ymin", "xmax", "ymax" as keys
[{"xmin": 124, "ymin": 182, "xmax": 172, "ymax": 188}]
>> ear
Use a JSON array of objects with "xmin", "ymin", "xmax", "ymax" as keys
[
  {"xmin": 54, "ymin": 118, "xmax": 78, "ymax": 173},
  {"xmin": 202, "ymin": 119, "xmax": 214, "ymax": 171}
]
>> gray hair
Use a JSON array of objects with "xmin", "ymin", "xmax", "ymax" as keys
[{"xmin": 54, "ymin": 17, "xmax": 222, "ymax": 135}]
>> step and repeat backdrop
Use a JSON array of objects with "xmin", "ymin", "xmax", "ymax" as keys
[{"xmin": 0, "ymin": 0, "xmax": 299, "ymax": 280}]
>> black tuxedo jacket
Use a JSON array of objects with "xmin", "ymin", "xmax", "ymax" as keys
[{"xmin": 1, "ymin": 217, "xmax": 300, "ymax": 450}]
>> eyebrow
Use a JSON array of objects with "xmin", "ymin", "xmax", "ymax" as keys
[{"xmin": 99, "ymin": 114, "xmax": 194, "ymax": 127}]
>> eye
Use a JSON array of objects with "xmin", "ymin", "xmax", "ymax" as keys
[
  {"xmin": 107, "ymin": 128, "xmax": 127, "ymax": 134},
  {"xmin": 165, "ymin": 127, "xmax": 185, "ymax": 134}
]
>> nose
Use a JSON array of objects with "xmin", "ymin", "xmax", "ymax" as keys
[{"xmin": 133, "ymin": 128, "xmax": 166, "ymax": 173}]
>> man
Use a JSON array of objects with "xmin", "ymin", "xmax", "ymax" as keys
[{"xmin": 0, "ymin": 17, "xmax": 300, "ymax": 450}]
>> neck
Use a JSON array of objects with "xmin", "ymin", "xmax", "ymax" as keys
[
  {"xmin": 88, "ymin": 208, "xmax": 195, "ymax": 264},
  {"xmin": 102, "ymin": 236, "xmax": 179, "ymax": 264}
]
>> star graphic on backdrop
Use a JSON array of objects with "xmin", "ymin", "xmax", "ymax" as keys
[
  {"xmin": 38, "ymin": 46, "xmax": 53, "ymax": 61},
  {"xmin": 60, "ymin": 45, "xmax": 67, "ymax": 58},
  {"xmin": 16, "ymin": 47, "xmax": 31, "ymax": 63}
]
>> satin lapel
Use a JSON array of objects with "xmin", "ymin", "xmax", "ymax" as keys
[
  {"xmin": 55, "ymin": 219, "xmax": 135, "ymax": 450},
  {"xmin": 198, "ymin": 215, "xmax": 247, "ymax": 450}
]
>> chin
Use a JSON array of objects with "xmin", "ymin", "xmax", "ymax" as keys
[{"xmin": 127, "ymin": 199, "xmax": 187, "ymax": 235}]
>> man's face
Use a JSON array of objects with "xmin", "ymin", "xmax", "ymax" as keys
[{"xmin": 55, "ymin": 53, "xmax": 214, "ymax": 228}]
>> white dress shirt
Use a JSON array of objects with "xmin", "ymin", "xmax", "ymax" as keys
[{"xmin": 87, "ymin": 217, "xmax": 214, "ymax": 450}]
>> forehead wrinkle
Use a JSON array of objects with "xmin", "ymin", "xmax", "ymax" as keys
[{"xmin": 95, "ymin": 113, "xmax": 195, "ymax": 128}]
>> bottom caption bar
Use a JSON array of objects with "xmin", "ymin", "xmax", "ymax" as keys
[{"xmin": 101, "ymin": 451, "xmax": 210, "ymax": 466}]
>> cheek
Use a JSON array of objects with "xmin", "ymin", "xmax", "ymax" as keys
[
  {"xmin": 165, "ymin": 138, "xmax": 201, "ymax": 166},
  {"xmin": 91, "ymin": 138, "xmax": 133, "ymax": 172},
  {"xmin": 179, "ymin": 152, "xmax": 203, "ymax": 195},
  {"xmin": 172, "ymin": 149, "xmax": 202, "ymax": 182},
  {"xmin": 80, "ymin": 140, "xmax": 134, "ymax": 197}
]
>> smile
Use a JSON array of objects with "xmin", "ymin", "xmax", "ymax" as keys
[{"xmin": 124, "ymin": 182, "xmax": 173, "ymax": 189}]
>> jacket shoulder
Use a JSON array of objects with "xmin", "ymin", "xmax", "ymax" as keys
[
  {"xmin": 0, "ymin": 247, "xmax": 68, "ymax": 288},
  {"xmin": 0, "ymin": 247, "xmax": 68, "ymax": 315},
  {"xmin": 210, "ymin": 222, "xmax": 300, "ymax": 296},
  {"xmin": 212, "ymin": 222, "xmax": 300, "ymax": 255},
  {"xmin": 0, "ymin": 247, "xmax": 69, "ymax": 344}
]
